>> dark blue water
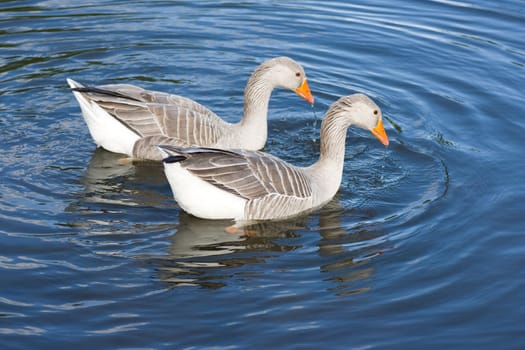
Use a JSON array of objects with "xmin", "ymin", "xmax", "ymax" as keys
[{"xmin": 1, "ymin": 1, "xmax": 524, "ymax": 349}]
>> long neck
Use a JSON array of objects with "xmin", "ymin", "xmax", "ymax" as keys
[
  {"xmin": 241, "ymin": 73, "xmax": 273, "ymax": 126},
  {"xmin": 236, "ymin": 72, "xmax": 274, "ymax": 149},
  {"xmin": 305, "ymin": 111, "xmax": 351, "ymax": 206},
  {"xmin": 317, "ymin": 112, "xmax": 350, "ymax": 167}
]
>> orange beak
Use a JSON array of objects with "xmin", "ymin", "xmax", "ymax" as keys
[
  {"xmin": 370, "ymin": 118, "xmax": 389, "ymax": 146},
  {"xmin": 294, "ymin": 79, "xmax": 314, "ymax": 105}
]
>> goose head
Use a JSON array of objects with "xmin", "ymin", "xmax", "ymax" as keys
[
  {"xmin": 325, "ymin": 93, "xmax": 389, "ymax": 146},
  {"xmin": 248, "ymin": 56, "xmax": 314, "ymax": 105}
]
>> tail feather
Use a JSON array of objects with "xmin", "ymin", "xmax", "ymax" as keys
[
  {"xmin": 157, "ymin": 144, "xmax": 188, "ymax": 163},
  {"xmin": 66, "ymin": 78, "xmax": 83, "ymax": 89},
  {"xmin": 163, "ymin": 155, "xmax": 187, "ymax": 164},
  {"xmin": 70, "ymin": 85, "xmax": 142, "ymax": 102},
  {"xmin": 67, "ymin": 77, "xmax": 142, "ymax": 155}
]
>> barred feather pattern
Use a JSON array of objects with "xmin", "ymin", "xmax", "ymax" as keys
[
  {"xmin": 179, "ymin": 149, "xmax": 312, "ymax": 198},
  {"xmin": 98, "ymin": 83, "xmax": 216, "ymax": 120},
  {"xmin": 148, "ymin": 105, "xmax": 226, "ymax": 146},
  {"xmin": 132, "ymin": 135, "xmax": 191, "ymax": 160},
  {"xmin": 244, "ymin": 193, "xmax": 314, "ymax": 221},
  {"xmin": 79, "ymin": 84, "xmax": 226, "ymax": 141},
  {"xmin": 162, "ymin": 146, "xmax": 314, "ymax": 220}
]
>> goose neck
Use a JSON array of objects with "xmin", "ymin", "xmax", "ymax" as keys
[
  {"xmin": 317, "ymin": 114, "xmax": 349, "ymax": 166},
  {"xmin": 241, "ymin": 76, "xmax": 273, "ymax": 126}
]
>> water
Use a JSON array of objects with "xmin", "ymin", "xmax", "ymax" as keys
[{"xmin": 1, "ymin": 0, "xmax": 524, "ymax": 348}]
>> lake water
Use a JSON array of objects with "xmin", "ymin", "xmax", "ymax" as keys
[{"xmin": 1, "ymin": 0, "xmax": 524, "ymax": 349}]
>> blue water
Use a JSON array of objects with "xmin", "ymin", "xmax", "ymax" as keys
[{"xmin": 1, "ymin": 1, "xmax": 524, "ymax": 349}]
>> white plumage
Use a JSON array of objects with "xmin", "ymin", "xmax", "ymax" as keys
[{"xmin": 164, "ymin": 161, "xmax": 246, "ymax": 220}]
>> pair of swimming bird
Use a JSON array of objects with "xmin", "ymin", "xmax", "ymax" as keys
[{"xmin": 68, "ymin": 56, "xmax": 389, "ymax": 223}]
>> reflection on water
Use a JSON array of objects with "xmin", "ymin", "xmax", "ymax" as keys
[
  {"xmin": 1, "ymin": 0, "xmax": 523, "ymax": 347},
  {"xmin": 155, "ymin": 197, "xmax": 388, "ymax": 294},
  {"xmin": 65, "ymin": 148, "xmax": 172, "ymax": 214},
  {"xmin": 317, "ymin": 198, "xmax": 388, "ymax": 296},
  {"xmin": 69, "ymin": 149, "xmax": 389, "ymax": 293},
  {"xmin": 79, "ymin": 148, "xmax": 169, "ymax": 205},
  {"xmin": 154, "ymin": 212, "xmax": 305, "ymax": 289}
]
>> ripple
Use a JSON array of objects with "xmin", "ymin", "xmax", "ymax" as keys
[
  {"xmin": 88, "ymin": 322, "xmax": 149, "ymax": 335},
  {"xmin": 20, "ymin": 256, "xmax": 126, "ymax": 272},
  {"xmin": 0, "ymin": 256, "xmax": 45, "ymax": 270},
  {"xmin": 0, "ymin": 296, "xmax": 33, "ymax": 308},
  {"xmin": 43, "ymin": 299, "xmax": 115, "ymax": 312},
  {"xmin": 0, "ymin": 326, "xmax": 46, "ymax": 336},
  {"xmin": 0, "ymin": 1, "xmax": 523, "ymax": 348}
]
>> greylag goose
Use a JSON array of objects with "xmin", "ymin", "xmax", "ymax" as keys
[
  {"xmin": 159, "ymin": 93, "xmax": 389, "ymax": 222},
  {"xmin": 67, "ymin": 57, "xmax": 314, "ymax": 160}
]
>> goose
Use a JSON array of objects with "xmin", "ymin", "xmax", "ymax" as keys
[
  {"xmin": 158, "ymin": 93, "xmax": 389, "ymax": 223},
  {"xmin": 67, "ymin": 57, "xmax": 314, "ymax": 161}
]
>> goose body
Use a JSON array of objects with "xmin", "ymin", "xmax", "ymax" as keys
[
  {"xmin": 67, "ymin": 57, "xmax": 314, "ymax": 160},
  {"xmin": 159, "ymin": 93, "xmax": 389, "ymax": 222}
]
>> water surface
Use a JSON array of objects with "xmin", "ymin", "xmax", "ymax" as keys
[{"xmin": 1, "ymin": 1, "xmax": 524, "ymax": 349}]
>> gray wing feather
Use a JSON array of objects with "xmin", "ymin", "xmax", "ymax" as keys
[
  {"xmin": 148, "ymin": 105, "xmax": 226, "ymax": 146},
  {"xmin": 133, "ymin": 135, "xmax": 192, "ymax": 160},
  {"xmin": 244, "ymin": 194, "xmax": 314, "ymax": 221},
  {"xmin": 76, "ymin": 83, "xmax": 228, "ymax": 142},
  {"xmin": 170, "ymin": 148, "xmax": 312, "ymax": 201},
  {"xmin": 99, "ymin": 84, "xmax": 214, "ymax": 116}
]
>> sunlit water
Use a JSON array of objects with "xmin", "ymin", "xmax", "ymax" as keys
[{"xmin": 1, "ymin": 1, "xmax": 524, "ymax": 349}]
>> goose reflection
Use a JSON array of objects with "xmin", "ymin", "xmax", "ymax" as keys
[
  {"xmin": 68, "ymin": 148, "xmax": 173, "ymax": 208},
  {"xmin": 69, "ymin": 149, "xmax": 388, "ymax": 295},
  {"xmin": 316, "ymin": 196, "xmax": 388, "ymax": 296},
  {"xmin": 156, "ymin": 211, "xmax": 303, "ymax": 289},
  {"xmin": 157, "ymin": 197, "xmax": 388, "ymax": 294},
  {"xmin": 63, "ymin": 148, "xmax": 175, "ymax": 237}
]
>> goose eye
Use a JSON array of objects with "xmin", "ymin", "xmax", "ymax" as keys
[
  {"xmin": 373, "ymin": 110, "xmax": 379, "ymax": 115},
  {"xmin": 295, "ymin": 72, "xmax": 301, "ymax": 77}
]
